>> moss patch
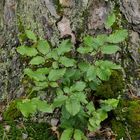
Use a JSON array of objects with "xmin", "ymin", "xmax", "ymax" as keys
[
  {"xmin": 3, "ymin": 99, "xmax": 22, "ymax": 121},
  {"xmin": 0, "ymin": 121, "xmax": 57, "ymax": 140},
  {"xmin": 111, "ymin": 120, "xmax": 126, "ymax": 139},
  {"xmin": 112, "ymin": 100, "xmax": 140, "ymax": 140},
  {"xmin": 95, "ymin": 71, "xmax": 124, "ymax": 99}
]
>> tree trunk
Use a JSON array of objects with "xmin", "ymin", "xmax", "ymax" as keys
[{"xmin": 0, "ymin": 0, "xmax": 140, "ymax": 99}]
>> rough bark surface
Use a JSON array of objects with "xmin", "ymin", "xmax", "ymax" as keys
[
  {"xmin": 119, "ymin": 0, "xmax": 140, "ymax": 28},
  {"xmin": 0, "ymin": 0, "xmax": 110, "ymax": 100},
  {"xmin": 0, "ymin": 0, "xmax": 62, "ymax": 100},
  {"xmin": 0, "ymin": 0, "xmax": 140, "ymax": 101},
  {"xmin": 119, "ymin": 0, "xmax": 140, "ymax": 96}
]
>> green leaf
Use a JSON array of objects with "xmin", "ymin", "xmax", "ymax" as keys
[
  {"xmin": 29, "ymin": 56, "xmax": 45, "ymax": 65},
  {"xmin": 32, "ymin": 83, "xmax": 48, "ymax": 91},
  {"xmin": 101, "ymin": 45, "xmax": 120, "ymax": 54},
  {"xmin": 57, "ymin": 39, "xmax": 73, "ymax": 55},
  {"xmin": 48, "ymin": 68, "xmax": 66, "ymax": 81},
  {"xmin": 104, "ymin": 62, "xmax": 121, "ymax": 70},
  {"xmin": 73, "ymin": 129, "xmax": 83, "ymax": 140},
  {"xmin": 88, "ymin": 116, "xmax": 101, "ymax": 131},
  {"xmin": 105, "ymin": 13, "xmax": 116, "ymax": 29},
  {"xmin": 25, "ymin": 30, "xmax": 37, "ymax": 42},
  {"xmin": 39, "ymin": 103, "xmax": 53, "ymax": 113},
  {"xmin": 93, "ymin": 34, "xmax": 108, "ymax": 46},
  {"xmin": 83, "ymin": 36, "xmax": 98, "ymax": 50},
  {"xmin": 17, "ymin": 99, "xmax": 36, "ymax": 117},
  {"xmin": 56, "ymin": 88, "xmax": 64, "ymax": 96},
  {"xmin": 100, "ymin": 98, "xmax": 119, "ymax": 111},
  {"xmin": 34, "ymin": 81, "xmax": 48, "ymax": 88},
  {"xmin": 47, "ymin": 50, "xmax": 59, "ymax": 60},
  {"xmin": 24, "ymin": 68, "xmax": 47, "ymax": 81},
  {"xmin": 36, "ymin": 68, "xmax": 50, "ymax": 75},
  {"xmin": 77, "ymin": 46, "xmax": 93, "ymax": 54},
  {"xmin": 52, "ymin": 61, "xmax": 59, "ymax": 69},
  {"xmin": 86, "ymin": 102, "xmax": 95, "ymax": 115},
  {"xmin": 37, "ymin": 40, "xmax": 50, "ymax": 55},
  {"xmin": 49, "ymin": 82, "xmax": 59, "ymax": 87},
  {"xmin": 63, "ymin": 87, "xmax": 70, "ymax": 94},
  {"xmin": 68, "ymin": 69, "xmax": 82, "ymax": 81},
  {"xmin": 88, "ymin": 109, "xmax": 108, "ymax": 132},
  {"xmin": 32, "ymin": 86, "xmax": 46, "ymax": 91},
  {"xmin": 64, "ymin": 69, "xmax": 77, "ymax": 78},
  {"xmin": 96, "ymin": 60, "xmax": 121, "ymax": 70},
  {"xmin": 78, "ymin": 62, "xmax": 90, "ymax": 72},
  {"xmin": 86, "ymin": 65, "xmax": 97, "ymax": 81},
  {"xmin": 89, "ymin": 79, "xmax": 101, "ymax": 90},
  {"xmin": 17, "ymin": 45, "xmax": 38, "ymax": 57},
  {"xmin": 53, "ymin": 95, "xmax": 68, "ymax": 107},
  {"xmin": 107, "ymin": 29, "xmax": 128, "ymax": 43},
  {"xmin": 17, "ymin": 98, "xmax": 53, "ymax": 117},
  {"xmin": 72, "ymin": 92, "xmax": 87, "ymax": 104},
  {"xmin": 66, "ymin": 98, "xmax": 81, "ymax": 116},
  {"xmin": 70, "ymin": 81, "xmax": 86, "ymax": 92},
  {"xmin": 59, "ymin": 56, "xmax": 76, "ymax": 67},
  {"xmin": 60, "ymin": 128, "xmax": 73, "ymax": 140},
  {"xmin": 96, "ymin": 109, "xmax": 108, "ymax": 121},
  {"xmin": 31, "ymin": 98, "xmax": 53, "ymax": 113},
  {"xmin": 96, "ymin": 67, "xmax": 111, "ymax": 81}
]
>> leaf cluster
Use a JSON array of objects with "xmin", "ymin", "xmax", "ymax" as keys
[{"xmin": 15, "ymin": 15, "xmax": 128, "ymax": 140}]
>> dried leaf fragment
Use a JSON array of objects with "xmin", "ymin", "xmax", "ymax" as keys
[{"xmin": 57, "ymin": 17, "xmax": 75, "ymax": 43}]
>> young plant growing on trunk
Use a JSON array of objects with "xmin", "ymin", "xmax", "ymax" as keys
[{"xmin": 15, "ymin": 14, "xmax": 128, "ymax": 139}]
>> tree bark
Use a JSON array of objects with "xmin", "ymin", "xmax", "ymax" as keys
[{"xmin": 0, "ymin": 0, "xmax": 140, "ymax": 100}]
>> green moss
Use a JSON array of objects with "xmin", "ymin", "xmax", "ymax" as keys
[
  {"xmin": 0, "ymin": 122, "xmax": 22, "ymax": 140},
  {"xmin": 3, "ymin": 99, "xmax": 22, "ymax": 121},
  {"xmin": 53, "ymin": 0, "xmax": 63, "ymax": 14},
  {"xmin": 23, "ymin": 122, "xmax": 57, "ymax": 140},
  {"xmin": 95, "ymin": 71, "xmax": 124, "ymax": 99},
  {"xmin": 112, "ymin": 100, "xmax": 140, "ymax": 140},
  {"xmin": 2, "ymin": 99, "xmax": 56, "ymax": 139},
  {"xmin": 115, "ymin": 100, "xmax": 140, "ymax": 125},
  {"xmin": 111, "ymin": 120, "xmax": 126, "ymax": 139},
  {"xmin": 126, "ymin": 101, "xmax": 140, "ymax": 125},
  {"xmin": 17, "ymin": 16, "xmax": 25, "ymax": 33},
  {"xmin": 0, "ymin": 121, "xmax": 57, "ymax": 140},
  {"xmin": 138, "ymin": 48, "xmax": 140, "ymax": 54},
  {"xmin": 0, "ymin": 124, "xmax": 4, "ymax": 139}
]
